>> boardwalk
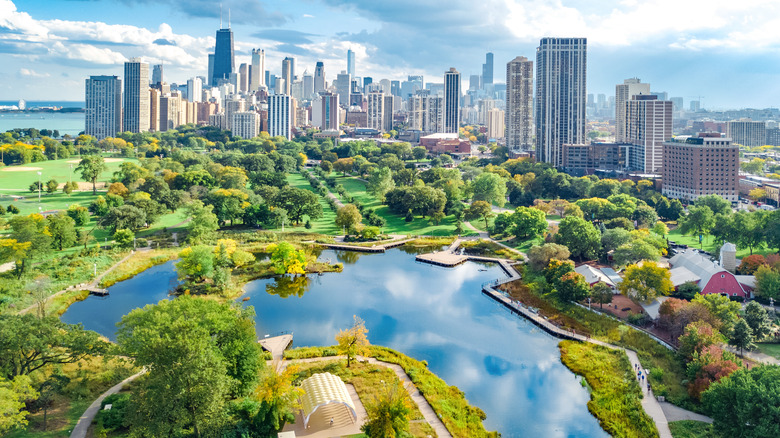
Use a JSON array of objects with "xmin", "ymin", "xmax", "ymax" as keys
[
  {"xmin": 259, "ymin": 333, "xmax": 294, "ymax": 361},
  {"xmin": 319, "ymin": 237, "xmax": 415, "ymax": 253}
]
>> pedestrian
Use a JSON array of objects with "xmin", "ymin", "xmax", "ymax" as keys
[
  {"xmin": 647, "ymin": 383, "xmax": 651, "ymax": 392},
  {"xmin": 330, "ymin": 417, "xmax": 334, "ymax": 426}
]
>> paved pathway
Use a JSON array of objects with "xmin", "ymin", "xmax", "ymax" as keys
[
  {"xmin": 465, "ymin": 220, "xmax": 489, "ymax": 239},
  {"xmin": 625, "ymin": 350, "xmax": 673, "ymax": 438},
  {"xmin": 723, "ymin": 345, "xmax": 780, "ymax": 365},
  {"xmin": 659, "ymin": 401, "xmax": 713, "ymax": 423},
  {"xmin": 70, "ymin": 371, "xmax": 145, "ymax": 438}
]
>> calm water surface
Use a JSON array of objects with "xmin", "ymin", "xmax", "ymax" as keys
[
  {"xmin": 0, "ymin": 112, "xmax": 84, "ymax": 136},
  {"xmin": 61, "ymin": 250, "xmax": 607, "ymax": 438}
]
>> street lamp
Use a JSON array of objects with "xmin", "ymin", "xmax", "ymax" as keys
[{"xmin": 37, "ymin": 171, "xmax": 42, "ymax": 203}]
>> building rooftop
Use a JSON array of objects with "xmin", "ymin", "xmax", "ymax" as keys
[{"xmin": 421, "ymin": 133, "xmax": 459, "ymax": 140}]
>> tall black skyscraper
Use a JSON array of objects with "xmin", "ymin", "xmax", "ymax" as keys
[
  {"xmin": 482, "ymin": 52, "xmax": 494, "ymax": 86},
  {"xmin": 212, "ymin": 27, "xmax": 235, "ymax": 86}
]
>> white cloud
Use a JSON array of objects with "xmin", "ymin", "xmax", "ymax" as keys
[{"xmin": 18, "ymin": 68, "xmax": 48, "ymax": 78}]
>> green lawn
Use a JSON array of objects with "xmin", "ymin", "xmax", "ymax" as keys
[
  {"xmin": 756, "ymin": 342, "xmax": 780, "ymax": 360},
  {"xmin": 669, "ymin": 420, "xmax": 717, "ymax": 438},
  {"xmin": 335, "ymin": 176, "xmax": 470, "ymax": 236},
  {"xmin": 666, "ymin": 228, "xmax": 775, "ymax": 258},
  {"xmin": 284, "ymin": 173, "xmax": 340, "ymax": 235},
  {"xmin": 0, "ymin": 156, "xmax": 137, "ymax": 216}
]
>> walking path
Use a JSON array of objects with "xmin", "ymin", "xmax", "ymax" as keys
[
  {"xmin": 70, "ymin": 371, "xmax": 145, "ymax": 438},
  {"xmin": 287, "ymin": 355, "xmax": 452, "ymax": 438},
  {"xmin": 19, "ymin": 249, "xmax": 144, "ymax": 315},
  {"xmin": 723, "ymin": 345, "xmax": 780, "ymax": 365},
  {"xmin": 659, "ymin": 401, "xmax": 713, "ymax": 423}
]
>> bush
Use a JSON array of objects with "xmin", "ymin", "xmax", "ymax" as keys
[
  {"xmin": 135, "ymin": 238, "xmax": 149, "ymax": 248},
  {"xmin": 7, "ymin": 204, "xmax": 19, "ymax": 214},
  {"xmin": 96, "ymin": 392, "xmax": 131, "ymax": 433}
]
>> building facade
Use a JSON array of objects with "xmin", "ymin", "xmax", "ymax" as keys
[
  {"xmin": 250, "ymin": 49, "xmax": 265, "ymax": 91},
  {"xmin": 727, "ymin": 120, "xmax": 766, "ymax": 147},
  {"xmin": 268, "ymin": 94, "xmax": 292, "ymax": 140},
  {"xmin": 282, "ymin": 57, "xmax": 294, "ymax": 96},
  {"xmin": 505, "ymin": 56, "xmax": 533, "ymax": 151},
  {"xmin": 535, "ymin": 37, "xmax": 587, "ymax": 166},
  {"xmin": 123, "ymin": 59, "xmax": 150, "ymax": 133},
  {"xmin": 482, "ymin": 52, "xmax": 494, "ymax": 87},
  {"xmin": 561, "ymin": 142, "xmax": 627, "ymax": 175},
  {"xmin": 443, "ymin": 67, "xmax": 460, "ymax": 133},
  {"xmin": 232, "ymin": 111, "xmax": 260, "ymax": 140},
  {"xmin": 314, "ymin": 61, "xmax": 326, "ymax": 95},
  {"xmin": 615, "ymin": 78, "xmax": 650, "ymax": 142},
  {"xmin": 85, "ymin": 75, "xmax": 121, "ymax": 139},
  {"xmin": 626, "ymin": 95, "xmax": 672, "ymax": 173},
  {"xmin": 347, "ymin": 49, "xmax": 355, "ymax": 77},
  {"xmin": 487, "ymin": 108, "xmax": 505, "ymax": 140},
  {"xmin": 212, "ymin": 27, "xmax": 235, "ymax": 86},
  {"xmin": 662, "ymin": 134, "xmax": 739, "ymax": 202}
]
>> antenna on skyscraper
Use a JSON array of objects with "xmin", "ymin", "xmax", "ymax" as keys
[
  {"xmin": 220, "ymin": 3, "xmax": 223, "ymax": 28},
  {"xmin": 228, "ymin": 8, "xmax": 231, "ymax": 28}
]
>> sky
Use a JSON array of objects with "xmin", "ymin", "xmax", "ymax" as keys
[{"xmin": 1, "ymin": 0, "xmax": 780, "ymax": 109}]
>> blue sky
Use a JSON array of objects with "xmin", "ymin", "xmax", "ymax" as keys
[{"xmin": 2, "ymin": 0, "xmax": 780, "ymax": 109}]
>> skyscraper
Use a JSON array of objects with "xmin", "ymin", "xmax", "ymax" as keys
[
  {"xmin": 303, "ymin": 72, "xmax": 314, "ymax": 99},
  {"xmin": 212, "ymin": 27, "xmax": 235, "ymax": 86},
  {"xmin": 207, "ymin": 54, "xmax": 215, "ymax": 86},
  {"xmin": 347, "ymin": 49, "xmax": 355, "ymax": 77},
  {"xmin": 443, "ymin": 67, "xmax": 461, "ymax": 133},
  {"xmin": 336, "ymin": 71, "xmax": 351, "ymax": 106},
  {"xmin": 626, "ymin": 95, "xmax": 672, "ymax": 173},
  {"xmin": 482, "ymin": 52, "xmax": 494, "ymax": 87},
  {"xmin": 250, "ymin": 49, "xmax": 265, "ymax": 91},
  {"xmin": 151, "ymin": 64, "xmax": 163, "ymax": 86},
  {"xmin": 314, "ymin": 61, "xmax": 326, "ymax": 94},
  {"xmin": 535, "ymin": 37, "xmax": 587, "ymax": 166},
  {"xmin": 368, "ymin": 91, "xmax": 392, "ymax": 132},
  {"xmin": 85, "ymin": 75, "xmax": 121, "ymax": 139},
  {"xmin": 282, "ymin": 57, "xmax": 294, "ymax": 95},
  {"xmin": 238, "ymin": 63, "xmax": 249, "ymax": 93},
  {"xmin": 123, "ymin": 58, "xmax": 150, "ymax": 133},
  {"xmin": 615, "ymin": 78, "xmax": 650, "ymax": 142},
  {"xmin": 505, "ymin": 56, "xmax": 533, "ymax": 151},
  {"xmin": 187, "ymin": 77, "xmax": 203, "ymax": 103},
  {"xmin": 268, "ymin": 95, "xmax": 292, "ymax": 139}
]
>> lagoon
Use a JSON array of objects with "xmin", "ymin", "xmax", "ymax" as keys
[{"xmin": 61, "ymin": 249, "xmax": 607, "ymax": 438}]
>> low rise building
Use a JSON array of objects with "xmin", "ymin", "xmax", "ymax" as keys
[{"xmin": 419, "ymin": 133, "xmax": 472, "ymax": 155}]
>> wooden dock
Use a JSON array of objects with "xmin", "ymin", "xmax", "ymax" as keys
[
  {"xmin": 259, "ymin": 333, "xmax": 294, "ymax": 361},
  {"xmin": 320, "ymin": 238, "xmax": 415, "ymax": 253},
  {"xmin": 86, "ymin": 286, "xmax": 108, "ymax": 296}
]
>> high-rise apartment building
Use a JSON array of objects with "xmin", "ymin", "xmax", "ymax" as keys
[
  {"xmin": 662, "ymin": 133, "xmax": 738, "ymax": 202},
  {"xmin": 626, "ymin": 95, "xmax": 672, "ymax": 173},
  {"xmin": 282, "ymin": 57, "xmax": 294, "ymax": 96},
  {"xmin": 615, "ymin": 78, "xmax": 651, "ymax": 142},
  {"xmin": 336, "ymin": 71, "xmax": 351, "ymax": 106},
  {"xmin": 727, "ymin": 120, "xmax": 766, "ymax": 147},
  {"xmin": 250, "ymin": 49, "xmax": 265, "ymax": 91},
  {"xmin": 469, "ymin": 75, "xmax": 481, "ymax": 91},
  {"xmin": 487, "ymin": 108, "xmax": 505, "ymax": 140},
  {"xmin": 505, "ymin": 56, "xmax": 533, "ymax": 151},
  {"xmin": 535, "ymin": 37, "xmax": 587, "ymax": 166},
  {"xmin": 314, "ymin": 92, "xmax": 339, "ymax": 130},
  {"xmin": 482, "ymin": 52, "xmax": 494, "ymax": 87},
  {"xmin": 347, "ymin": 49, "xmax": 355, "ymax": 77},
  {"xmin": 443, "ymin": 68, "xmax": 461, "ymax": 133},
  {"xmin": 238, "ymin": 63, "xmax": 249, "ymax": 93},
  {"xmin": 159, "ymin": 92, "xmax": 181, "ymax": 131},
  {"xmin": 207, "ymin": 54, "xmax": 215, "ymax": 86},
  {"xmin": 212, "ymin": 27, "xmax": 235, "ymax": 86},
  {"xmin": 85, "ymin": 75, "xmax": 121, "ymax": 139},
  {"xmin": 303, "ymin": 72, "xmax": 314, "ymax": 99},
  {"xmin": 149, "ymin": 88, "xmax": 160, "ymax": 132},
  {"xmin": 187, "ymin": 77, "xmax": 202, "ymax": 103},
  {"xmin": 151, "ymin": 64, "xmax": 163, "ymax": 86},
  {"xmin": 367, "ymin": 91, "xmax": 393, "ymax": 133},
  {"xmin": 314, "ymin": 61, "xmax": 326, "ymax": 94},
  {"xmin": 232, "ymin": 111, "xmax": 260, "ymax": 139},
  {"xmin": 123, "ymin": 58, "xmax": 150, "ymax": 133},
  {"xmin": 268, "ymin": 94, "xmax": 293, "ymax": 140}
]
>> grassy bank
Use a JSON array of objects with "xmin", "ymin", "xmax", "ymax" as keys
[
  {"xmin": 459, "ymin": 239, "xmax": 524, "ymax": 260},
  {"xmin": 283, "ymin": 345, "xmax": 497, "ymax": 438},
  {"xmin": 559, "ymin": 341, "xmax": 658, "ymax": 438},
  {"xmin": 669, "ymin": 420, "xmax": 717, "ymax": 438},
  {"xmin": 98, "ymin": 248, "xmax": 179, "ymax": 288}
]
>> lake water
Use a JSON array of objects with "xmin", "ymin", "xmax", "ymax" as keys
[
  {"xmin": 0, "ymin": 112, "xmax": 85, "ymax": 137},
  {"xmin": 60, "ymin": 249, "xmax": 607, "ymax": 438}
]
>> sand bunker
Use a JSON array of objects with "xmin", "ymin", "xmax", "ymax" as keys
[
  {"xmin": 66, "ymin": 158, "xmax": 124, "ymax": 164},
  {"xmin": 1, "ymin": 166, "xmax": 43, "ymax": 172}
]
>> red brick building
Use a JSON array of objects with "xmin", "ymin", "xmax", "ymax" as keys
[
  {"xmin": 419, "ymin": 133, "xmax": 472, "ymax": 154},
  {"xmin": 662, "ymin": 133, "xmax": 739, "ymax": 202}
]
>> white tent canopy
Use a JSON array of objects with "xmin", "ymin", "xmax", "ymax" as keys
[{"xmin": 299, "ymin": 372, "xmax": 357, "ymax": 429}]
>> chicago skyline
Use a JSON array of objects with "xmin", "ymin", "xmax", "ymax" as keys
[{"xmin": 3, "ymin": 0, "xmax": 780, "ymax": 108}]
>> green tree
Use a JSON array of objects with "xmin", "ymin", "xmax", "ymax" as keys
[
  {"xmin": 464, "ymin": 200, "xmax": 494, "ymax": 230},
  {"xmin": 267, "ymin": 242, "xmax": 308, "ymax": 275},
  {"xmin": 612, "ymin": 238, "xmax": 662, "ymax": 267},
  {"xmin": 367, "ymin": 167, "xmax": 396, "ymax": 202},
  {"xmin": 361, "ymin": 380, "xmax": 412, "ymax": 438},
  {"xmin": 754, "ymin": 265, "xmax": 780, "ymax": 300},
  {"xmin": 693, "ymin": 293, "xmax": 741, "ymax": 334},
  {"xmin": 272, "ymin": 187, "xmax": 323, "ymax": 225},
  {"xmin": 6, "ymin": 214, "xmax": 52, "ymax": 276},
  {"xmin": 510, "ymin": 206, "xmax": 547, "ymax": 239},
  {"xmin": 89, "ymin": 195, "xmax": 109, "ymax": 216},
  {"xmin": 336, "ymin": 204, "xmax": 363, "ymax": 234},
  {"xmin": 702, "ymin": 365, "xmax": 780, "ymax": 438},
  {"xmin": 557, "ymin": 272, "xmax": 591, "ymax": 302},
  {"xmin": 184, "ymin": 200, "xmax": 220, "ymax": 243},
  {"xmin": 679, "ymin": 205, "xmax": 715, "ymax": 246},
  {"xmin": 676, "ymin": 281, "xmax": 701, "ymax": 300},
  {"xmin": 555, "ymin": 216, "xmax": 601, "ymax": 260},
  {"xmin": 740, "ymin": 157, "xmax": 766, "ymax": 175},
  {"xmin": 117, "ymin": 297, "xmax": 262, "ymax": 437},
  {"xmin": 412, "ymin": 146, "xmax": 427, "ymax": 161},
  {"xmin": 46, "ymin": 212, "xmax": 77, "ymax": 250},
  {"xmin": 113, "ymin": 229, "xmax": 134, "ymax": 248},
  {"xmin": 543, "ymin": 258, "xmax": 575, "ymax": 290},
  {"xmin": 729, "ymin": 319, "xmax": 755, "ymax": 355},
  {"xmin": 471, "ymin": 172, "xmax": 507, "ymax": 207},
  {"xmin": 75, "ymin": 155, "xmax": 107, "ymax": 194},
  {"xmin": 0, "ymin": 375, "xmax": 38, "ymax": 435},
  {"xmin": 618, "ymin": 261, "xmax": 674, "ymax": 303},
  {"xmin": 695, "ymin": 194, "xmax": 731, "ymax": 216},
  {"xmin": 527, "ymin": 243, "xmax": 570, "ymax": 270},
  {"xmin": 62, "ymin": 181, "xmax": 78, "ymax": 196},
  {"xmin": 336, "ymin": 315, "xmax": 370, "ymax": 367},
  {"xmin": 100, "ymin": 205, "xmax": 146, "ymax": 233},
  {"xmin": 45, "ymin": 178, "xmax": 58, "ymax": 194},
  {"xmin": 651, "ymin": 221, "xmax": 669, "ymax": 237},
  {"xmin": 320, "ymin": 160, "xmax": 333, "ymax": 174},
  {"xmin": 678, "ymin": 321, "xmax": 724, "ymax": 361},
  {"xmin": 66, "ymin": 205, "xmax": 90, "ymax": 226},
  {"xmin": 0, "ymin": 314, "xmax": 108, "ymax": 378},
  {"xmin": 591, "ymin": 282, "xmax": 613, "ymax": 309},
  {"xmin": 253, "ymin": 364, "xmax": 304, "ymax": 434},
  {"xmin": 177, "ymin": 245, "xmax": 215, "ymax": 283},
  {"xmin": 744, "ymin": 301, "xmax": 772, "ymax": 341}
]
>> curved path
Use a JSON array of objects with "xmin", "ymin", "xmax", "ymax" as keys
[{"xmin": 70, "ymin": 371, "xmax": 145, "ymax": 438}]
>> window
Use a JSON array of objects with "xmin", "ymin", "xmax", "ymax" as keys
[{"xmin": 721, "ymin": 274, "xmax": 725, "ymax": 278}]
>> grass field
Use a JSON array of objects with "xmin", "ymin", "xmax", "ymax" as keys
[
  {"xmin": 0, "ymin": 156, "xmax": 137, "ymax": 216},
  {"xmin": 284, "ymin": 173, "xmax": 340, "ymax": 235},
  {"xmin": 335, "ymin": 176, "xmax": 470, "ymax": 236},
  {"xmin": 669, "ymin": 420, "xmax": 717, "ymax": 438},
  {"xmin": 666, "ymin": 228, "xmax": 775, "ymax": 258},
  {"xmin": 756, "ymin": 342, "xmax": 780, "ymax": 360}
]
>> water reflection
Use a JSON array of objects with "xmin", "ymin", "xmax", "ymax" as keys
[
  {"xmin": 266, "ymin": 275, "xmax": 311, "ymax": 298},
  {"xmin": 334, "ymin": 249, "xmax": 362, "ymax": 264}
]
